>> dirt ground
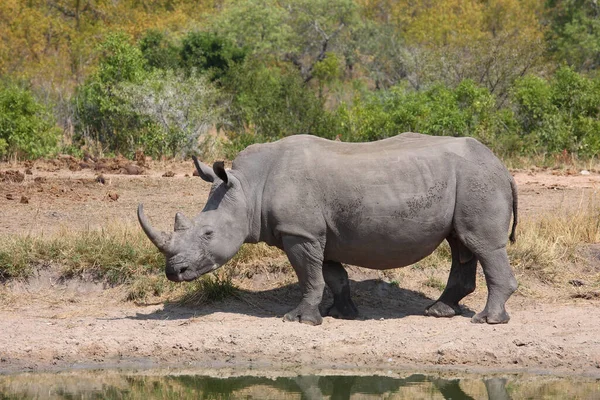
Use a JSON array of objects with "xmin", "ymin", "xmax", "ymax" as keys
[{"xmin": 1, "ymin": 158, "xmax": 600, "ymax": 376}]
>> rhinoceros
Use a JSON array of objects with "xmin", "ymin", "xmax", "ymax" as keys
[{"xmin": 138, "ymin": 133, "xmax": 518, "ymax": 325}]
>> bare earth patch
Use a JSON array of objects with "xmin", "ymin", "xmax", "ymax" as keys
[{"xmin": 1, "ymin": 160, "xmax": 600, "ymax": 376}]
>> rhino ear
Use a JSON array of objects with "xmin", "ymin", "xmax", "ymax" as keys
[
  {"xmin": 192, "ymin": 155, "xmax": 218, "ymax": 183},
  {"xmin": 213, "ymin": 161, "xmax": 232, "ymax": 187}
]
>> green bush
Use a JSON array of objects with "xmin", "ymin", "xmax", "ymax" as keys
[
  {"xmin": 74, "ymin": 32, "xmax": 148, "ymax": 156},
  {"xmin": 180, "ymin": 31, "xmax": 247, "ymax": 81},
  {"xmin": 223, "ymin": 61, "xmax": 336, "ymax": 143},
  {"xmin": 139, "ymin": 30, "xmax": 181, "ymax": 71},
  {"xmin": 336, "ymin": 80, "xmax": 504, "ymax": 143},
  {"xmin": 512, "ymin": 67, "xmax": 600, "ymax": 156},
  {"xmin": 115, "ymin": 69, "xmax": 225, "ymax": 157},
  {"xmin": 0, "ymin": 82, "xmax": 60, "ymax": 159}
]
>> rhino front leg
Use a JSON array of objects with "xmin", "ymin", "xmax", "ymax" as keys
[
  {"xmin": 282, "ymin": 236, "xmax": 325, "ymax": 325},
  {"xmin": 323, "ymin": 261, "xmax": 359, "ymax": 319}
]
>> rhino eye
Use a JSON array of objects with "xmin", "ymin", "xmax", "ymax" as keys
[{"xmin": 204, "ymin": 230, "xmax": 214, "ymax": 237}]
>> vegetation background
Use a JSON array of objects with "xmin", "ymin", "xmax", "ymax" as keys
[{"xmin": 0, "ymin": 0, "xmax": 599, "ymax": 162}]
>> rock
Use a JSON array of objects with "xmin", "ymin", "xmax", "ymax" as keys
[
  {"xmin": 569, "ymin": 279, "xmax": 585, "ymax": 287},
  {"xmin": 96, "ymin": 174, "xmax": 106, "ymax": 185},
  {"xmin": 122, "ymin": 164, "xmax": 144, "ymax": 175},
  {"xmin": 193, "ymin": 169, "xmax": 200, "ymax": 177},
  {"xmin": 107, "ymin": 192, "xmax": 119, "ymax": 201},
  {"xmin": 25, "ymin": 168, "xmax": 32, "ymax": 175},
  {"xmin": 20, "ymin": 195, "xmax": 29, "ymax": 204},
  {"xmin": 6, "ymin": 194, "xmax": 14, "ymax": 200},
  {"xmin": 34, "ymin": 176, "xmax": 46, "ymax": 183},
  {"xmin": 581, "ymin": 170, "xmax": 591, "ymax": 175},
  {"xmin": 162, "ymin": 171, "xmax": 175, "ymax": 177}
]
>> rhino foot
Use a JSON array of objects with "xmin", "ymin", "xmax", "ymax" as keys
[
  {"xmin": 326, "ymin": 296, "xmax": 359, "ymax": 320},
  {"xmin": 425, "ymin": 301, "xmax": 461, "ymax": 318},
  {"xmin": 471, "ymin": 310, "xmax": 510, "ymax": 324},
  {"xmin": 283, "ymin": 305, "xmax": 323, "ymax": 326}
]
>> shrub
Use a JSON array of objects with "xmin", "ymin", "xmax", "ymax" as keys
[
  {"xmin": 223, "ymin": 61, "xmax": 337, "ymax": 149},
  {"xmin": 139, "ymin": 30, "xmax": 181, "ymax": 71},
  {"xmin": 0, "ymin": 82, "xmax": 60, "ymax": 160},
  {"xmin": 74, "ymin": 32, "xmax": 148, "ymax": 155},
  {"xmin": 180, "ymin": 31, "xmax": 247, "ymax": 81},
  {"xmin": 512, "ymin": 67, "xmax": 600, "ymax": 156},
  {"xmin": 336, "ymin": 80, "xmax": 504, "ymax": 143},
  {"xmin": 115, "ymin": 69, "xmax": 226, "ymax": 157}
]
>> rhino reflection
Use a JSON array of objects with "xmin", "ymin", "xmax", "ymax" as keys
[{"xmin": 6, "ymin": 372, "xmax": 594, "ymax": 399}]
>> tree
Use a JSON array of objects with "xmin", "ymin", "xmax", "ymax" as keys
[
  {"xmin": 213, "ymin": 0, "xmax": 363, "ymax": 83},
  {"xmin": 180, "ymin": 31, "xmax": 247, "ymax": 81},
  {"xmin": 545, "ymin": 0, "xmax": 600, "ymax": 72}
]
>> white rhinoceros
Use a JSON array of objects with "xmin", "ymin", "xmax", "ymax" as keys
[{"xmin": 139, "ymin": 133, "xmax": 518, "ymax": 325}]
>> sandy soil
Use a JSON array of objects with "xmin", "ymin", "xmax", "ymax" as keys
[{"xmin": 1, "ymin": 159, "xmax": 600, "ymax": 376}]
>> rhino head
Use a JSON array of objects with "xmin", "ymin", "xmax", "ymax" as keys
[{"xmin": 138, "ymin": 158, "xmax": 249, "ymax": 282}]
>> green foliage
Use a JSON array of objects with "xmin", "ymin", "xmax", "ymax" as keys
[
  {"xmin": 0, "ymin": 82, "xmax": 60, "ymax": 160},
  {"xmin": 116, "ymin": 69, "xmax": 225, "ymax": 157},
  {"xmin": 180, "ymin": 31, "xmax": 247, "ymax": 81},
  {"xmin": 224, "ymin": 61, "xmax": 336, "ymax": 145},
  {"xmin": 546, "ymin": 0, "xmax": 600, "ymax": 71},
  {"xmin": 513, "ymin": 67, "xmax": 600, "ymax": 156},
  {"xmin": 337, "ymin": 80, "xmax": 501, "ymax": 142},
  {"xmin": 139, "ymin": 30, "xmax": 181, "ymax": 71},
  {"xmin": 74, "ymin": 32, "xmax": 149, "ymax": 155}
]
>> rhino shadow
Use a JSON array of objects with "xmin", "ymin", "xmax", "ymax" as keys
[{"xmin": 126, "ymin": 278, "xmax": 474, "ymax": 322}]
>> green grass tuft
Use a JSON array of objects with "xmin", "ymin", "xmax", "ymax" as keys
[{"xmin": 178, "ymin": 273, "xmax": 238, "ymax": 305}]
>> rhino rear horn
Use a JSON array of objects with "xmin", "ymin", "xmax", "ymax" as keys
[
  {"xmin": 137, "ymin": 204, "xmax": 173, "ymax": 253},
  {"xmin": 174, "ymin": 212, "xmax": 193, "ymax": 231}
]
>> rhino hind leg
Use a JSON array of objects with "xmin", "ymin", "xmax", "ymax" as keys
[
  {"xmin": 281, "ymin": 236, "xmax": 325, "ymax": 325},
  {"xmin": 425, "ymin": 235, "xmax": 477, "ymax": 318},
  {"xmin": 471, "ymin": 248, "xmax": 517, "ymax": 324},
  {"xmin": 323, "ymin": 261, "xmax": 359, "ymax": 320}
]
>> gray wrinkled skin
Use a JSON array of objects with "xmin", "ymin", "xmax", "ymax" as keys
[{"xmin": 139, "ymin": 133, "xmax": 518, "ymax": 326}]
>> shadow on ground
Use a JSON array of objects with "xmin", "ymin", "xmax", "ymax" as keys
[{"xmin": 126, "ymin": 279, "xmax": 475, "ymax": 322}]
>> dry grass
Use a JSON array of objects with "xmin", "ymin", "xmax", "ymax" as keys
[
  {"xmin": 503, "ymin": 153, "xmax": 600, "ymax": 173},
  {"xmin": 0, "ymin": 225, "xmax": 163, "ymax": 283},
  {"xmin": 509, "ymin": 206, "xmax": 600, "ymax": 284},
  {"xmin": 1, "ymin": 204, "xmax": 599, "ymax": 302}
]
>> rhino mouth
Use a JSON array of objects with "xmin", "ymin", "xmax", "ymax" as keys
[{"xmin": 166, "ymin": 262, "xmax": 219, "ymax": 282}]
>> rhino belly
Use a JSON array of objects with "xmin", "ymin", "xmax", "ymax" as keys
[{"xmin": 324, "ymin": 211, "xmax": 453, "ymax": 270}]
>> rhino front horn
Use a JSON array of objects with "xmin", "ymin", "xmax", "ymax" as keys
[
  {"xmin": 174, "ymin": 212, "xmax": 193, "ymax": 231},
  {"xmin": 137, "ymin": 204, "xmax": 173, "ymax": 253}
]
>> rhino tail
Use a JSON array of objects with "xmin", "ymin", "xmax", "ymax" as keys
[{"xmin": 509, "ymin": 176, "xmax": 518, "ymax": 244}]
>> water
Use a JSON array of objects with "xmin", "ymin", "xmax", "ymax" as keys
[{"xmin": 0, "ymin": 369, "xmax": 599, "ymax": 399}]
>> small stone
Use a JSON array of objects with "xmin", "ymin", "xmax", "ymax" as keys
[
  {"xmin": 20, "ymin": 195, "xmax": 29, "ymax": 204},
  {"xmin": 162, "ymin": 171, "xmax": 175, "ymax": 177},
  {"xmin": 569, "ymin": 279, "xmax": 585, "ymax": 287},
  {"xmin": 6, "ymin": 193, "xmax": 14, "ymax": 200},
  {"xmin": 581, "ymin": 170, "xmax": 591, "ymax": 175},
  {"xmin": 192, "ymin": 169, "xmax": 200, "ymax": 177},
  {"xmin": 107, "ymin": 192, "xmax": 119, "ymax": 201},
  {"xmin": 25, "ymin": 168, "xmax": 32, "ymax": 175},
  {"xmin": 122, "ymin": 164, "xmax": 144, "ymax": 175},
  {"xmin": 96, "ymin": 174, "xmax": 106, "ymax": 184}
]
